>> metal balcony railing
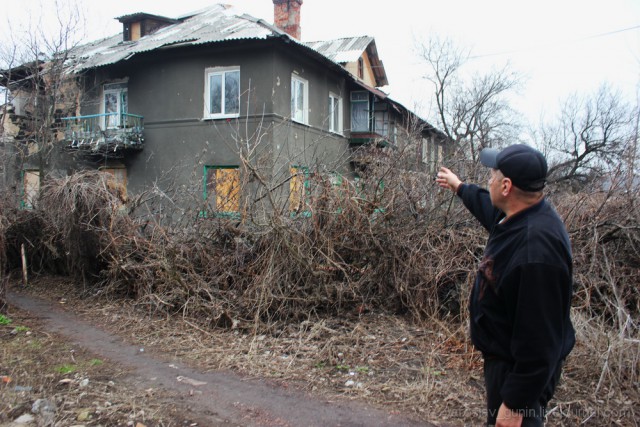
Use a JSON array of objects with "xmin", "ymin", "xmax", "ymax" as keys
[{"xmin": 61, "ymin": 113, "xmax": 144, "ymax": 155}]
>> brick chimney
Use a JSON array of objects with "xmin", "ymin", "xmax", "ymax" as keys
[{"xmin": 273, "ymin": 0, "xmax": 303, "ymax": 39}]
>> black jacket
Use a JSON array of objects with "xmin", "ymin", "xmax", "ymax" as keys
[{"xmin": 458, "ymin": 183, "xmax": 575, "ymax": 410}]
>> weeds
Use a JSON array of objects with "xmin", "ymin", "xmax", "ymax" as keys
[{"xmin": 0, "ymin": 157, "xmax": 638, "ymax": 424}]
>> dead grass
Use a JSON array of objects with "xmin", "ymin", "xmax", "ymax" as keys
[
  {"xmin": 17, "ymin": 276, "xmax": 639, "ymax": 426},
  {"xmin": 1, "ymin": 166, "xmax": 639, "ymax": 426},
  {"xmin": 0, "ymin": 304, "xmax": 198, "ymax": 426}
]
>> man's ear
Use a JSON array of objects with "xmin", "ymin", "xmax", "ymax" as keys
[{"xmin": 501, "ymin": 177, "xmax": 512, "ymax": 197}]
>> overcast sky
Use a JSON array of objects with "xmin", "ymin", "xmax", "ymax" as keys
[{"xmin": 5, "ymin": 0, "xmax": 640, "ymax": 126}]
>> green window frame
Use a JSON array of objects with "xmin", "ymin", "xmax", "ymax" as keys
[
  {"xmin": 353, "ymin": 175, "xmax": 385, "ymax": 216},
  {"xmin": 103, "ymin": 82, "xmax": 128, "ymax": 129},
  {"xmin": 202, "ymin": 165, "xmax": 241, "ymax": 219},
  {"xmin": 20, "ymin": 169, "xmax": 40, "ymax": 210},
  {"xmin": 350, "ymin": 91, "xmax": 369, "ymax": 132}
]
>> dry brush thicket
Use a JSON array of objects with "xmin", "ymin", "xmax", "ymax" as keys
[{"xmin": 1, "ymin": 161, "xmax": 639, "ymax": 422}]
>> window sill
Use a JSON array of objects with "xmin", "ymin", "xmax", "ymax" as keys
[
  {"xmin": 199, "ymin": 211, "xmax": 241, "ymax": 220},
  {"xmin": 290, "ymin": 210, "xmax": 312, "ymax": 218},
  {"xmin": 202, "ymin": 114, "xmax": 240, "ymax": 121}
]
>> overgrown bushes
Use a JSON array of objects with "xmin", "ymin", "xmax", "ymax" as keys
[
  {"xmin": 1, "ymin": 162, "xmax": 639, "ymax": 423},
  {"xmin": 2, "ymin": 168, "xmax": 639, "ymax": 335}
]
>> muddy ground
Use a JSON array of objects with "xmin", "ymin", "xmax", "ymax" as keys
[{"xmin": 1, "ymin": 276, "xmax": 637, "ymax": 426}]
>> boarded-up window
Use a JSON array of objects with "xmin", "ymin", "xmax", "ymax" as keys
[
  {"xmin": 204, "ymin": 166, "xmax": 240, "ymax": 215},
  {"xmin": 101, "ymin": 167, "xmax": 128, "ymax": 201},
  {"xmin": 131, "ymin": 22, "xmax": 141, "ymax": 41},
  {"xmin": 22, "ymin": 170, "xmax": 40, "ymax": 209},
  {"xmin": 289, "ymin": 166, "xmax": 310, "ymax": 214}
]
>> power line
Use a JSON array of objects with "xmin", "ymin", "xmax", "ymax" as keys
[{"xmin": 470, "ymin": 24, "xmax": 640, "ymax": 60}]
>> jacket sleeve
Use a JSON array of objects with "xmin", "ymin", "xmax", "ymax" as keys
[
  {"xmin": 498, "ymin": 263, "xmax": 572, "ymax": 410},
  {"xmin": 457, "ymin": 183, "xmax": 501, "ymax": 232}
]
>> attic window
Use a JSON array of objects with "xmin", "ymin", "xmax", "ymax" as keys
[{"xmin": 357, "ymin": 57, "xmax": 364, "ymax": 79}]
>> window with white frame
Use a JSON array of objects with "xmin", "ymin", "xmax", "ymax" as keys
[
  {"xmin": 204, "ymin": 67, "xmax": 240, "ymax": 119},
  {"xmin": 291, "ymin": 74, "xmax": 309, "ymax": 124},
  {"xmin": 103, "ymin": 83, "xmax": 128, "ymax": 129},
  {"xmin": 328, "ymin": 93, "xmax": 342, "ymax": 134}
]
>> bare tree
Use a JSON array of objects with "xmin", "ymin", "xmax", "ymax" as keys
[
  {"xmin": 415, "ymin": 36, "xmax": 522, "ymax": 165},
  {"xmin": 0, "ymin": 0, "xmax": 84, "ymax": 203},
  {"xmin": 539, "ymin": 85, "xmax": 636, "ymax": 188}
]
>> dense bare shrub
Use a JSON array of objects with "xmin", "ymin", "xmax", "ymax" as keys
[{"xmin": 1, "ymin": 157, "xmax": 638, "ymax": 424}]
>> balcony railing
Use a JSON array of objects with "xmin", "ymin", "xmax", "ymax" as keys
[
  {"xmin": 349, "ymin": 131, "xmax": 394, "ymax": 147},
  {"xmin": 61, "ymin": 113, "xmax": 144, "ymax": 156}
]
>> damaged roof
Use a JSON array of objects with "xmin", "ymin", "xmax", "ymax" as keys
[
  {"xmin": 304, "ymin": 36, "xmax": 388, "ymax": 86},
  {"xmin": 66, "ymin": 4, "xmax": 290, "ymax": 72},
  {"xmin": 305, "ymin": 36, "xmax": 374, "ymax": 63},
  {"xmin": 66, "ymin": 4, "xmax": 389, "ymax": 87}
]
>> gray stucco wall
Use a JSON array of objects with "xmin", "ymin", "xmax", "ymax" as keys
[{"xmin": 72, "ymin": 39, "xmax": 354, "ymax": 213}]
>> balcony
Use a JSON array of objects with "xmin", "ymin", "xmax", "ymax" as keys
[
  {"xmin": 349, "ymin": 101, "xmax": 395, "ymax": 147},
  {"xmin": 61, "ymin": 113, "xmax": 144, "ymax": 158},
  {"xmin": 349, "ymin": 131, "xmax": 393, "ymax": 147}
]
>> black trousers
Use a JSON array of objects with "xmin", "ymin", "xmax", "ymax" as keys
[{"xmin": 483, "ymin": 357, "xmax": 563, "ymax": 426}]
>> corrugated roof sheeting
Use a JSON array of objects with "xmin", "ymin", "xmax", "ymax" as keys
[
  {"xmin": 304, "ymin": 36, "xmax": 374, "ymax": 63},
  {"xmin": 59, "ymin": 3, "xmax": 425, "ymax": 126},
  {"xmin": 66, "ymin": 4, "xmax": 282, "ymax": 72},
  {"xmin": 303, "ymin": 36, "xmax": 387, "ymax": 87}
]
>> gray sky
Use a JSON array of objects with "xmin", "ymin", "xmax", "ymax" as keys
[{"xmin": 5, "ymin": 0, "xmax": 640, "ymax": 125}]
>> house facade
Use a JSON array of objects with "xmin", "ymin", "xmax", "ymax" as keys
[{"xmin": 0, "ymin": 1, "xmax": 447, "ymax": 218}]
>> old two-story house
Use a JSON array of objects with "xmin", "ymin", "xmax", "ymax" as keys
[{"xmin": 1, "ymin": 0, "xmax": 447, "ymax": 218}]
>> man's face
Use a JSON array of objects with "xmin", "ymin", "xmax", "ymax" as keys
[{"xmin": 488, "ymin": 168, "xmax": 506, "ymax": 207}]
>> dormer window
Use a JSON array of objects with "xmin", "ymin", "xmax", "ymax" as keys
[{"xmin": 117, "ymin": 13, "xmax": 178, "ymax": 42}]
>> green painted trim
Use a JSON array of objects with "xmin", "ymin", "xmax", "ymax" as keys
[
  {"xmin": 290, "ymin": 210, "xmax": 312, "ymax": 218},
  {"xmin": 19, "ymin": 169, "xmax": 25, "ymax": 209},
  {"xmin": 199, "ymin": 211, "xmax": 241, "ymax": 220},
  {"xmin": 203, "ymin": 164, "xmax": 240, "ymax": 200},
  {"xmin": 19, "ymin": 169, "xmax": 39, "ymax": 210}
]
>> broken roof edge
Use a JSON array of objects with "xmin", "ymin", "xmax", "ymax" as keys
[
  {"xmin": 304, "ymin": 35, "xmax": 375, "ymax": 48},
  {"xmin": 116, "ymin": 13, "xmax": 180, "ymax": 24},
  {"xmin": 363, "ymin": 39, "xmax": 388, "ymax": 87},
  {"xmin": 304, "ymin": 36, "xmax": 388, "ymax": 88}
]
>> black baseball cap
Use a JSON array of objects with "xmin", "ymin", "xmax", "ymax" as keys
[{"xmin": 480, "ymin": 144, "xmax": 548, "ymax": 192}]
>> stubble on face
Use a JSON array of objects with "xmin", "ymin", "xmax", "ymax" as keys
[{"xmin": 488, "ymin": 169, "xmax": 505, "ymax": 208}]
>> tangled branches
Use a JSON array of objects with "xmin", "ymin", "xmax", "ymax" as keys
[
  {"xmin": 2, "ymin": 167, "xmax": 639, "ymax": 342},
  {"xmin": 1, "ymin": 169, "xmax": 483, "ymax": 327}
]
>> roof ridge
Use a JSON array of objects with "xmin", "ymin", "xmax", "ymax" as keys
[{"xmin": 304, "ymin": 35, "xmax": 373, "ymax": 44}]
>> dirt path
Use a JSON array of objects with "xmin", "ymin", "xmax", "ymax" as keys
[{"xmin": 7, "ymin": 290, "xmax": 431, "ymax": 427}]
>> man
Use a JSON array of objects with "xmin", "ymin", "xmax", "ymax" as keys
[{"xmin": 436, "ymin": 145, "xmax": 575, "ymax": 427}]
